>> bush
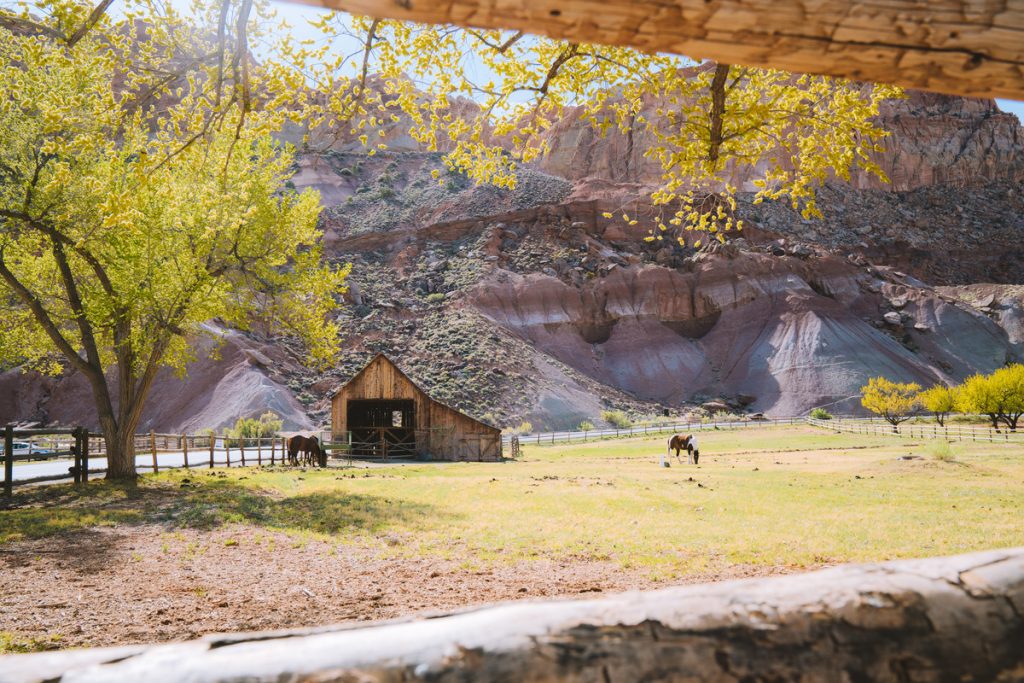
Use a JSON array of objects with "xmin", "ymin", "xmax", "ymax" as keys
[
  {"xmin": 809, "ymin": 407, "xmax": 833, "ymax": 420},
  {"xmin": 578, "ymin": 420, "xmax": 595, "ymax": 432},
  {"xmin": 927, "ymin": 440, "xmax": 957, "ymax": 462},
  {"xmin": 425, "ymin": 292, "xmax": 446, "ymax": 304},
  {"xmin": 515, "ymin": 421, "xmax": 533, "ymax": 436},
  {"xmin": 226, "ymin": 412, "xmax": 283, "ymax": 445},
  {"xmin": 601, "ymin": 410, "xmax": 632, "ymax": 429}
]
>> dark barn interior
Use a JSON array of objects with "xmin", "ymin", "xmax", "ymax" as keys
[{"xmin": 346, "ymin": 399, "xmax": 416, "ymax": 457}]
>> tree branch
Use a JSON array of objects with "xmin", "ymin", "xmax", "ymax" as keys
[{"xmin": 707, "ymin": 62, "xmax": 730, "ymax": 166}]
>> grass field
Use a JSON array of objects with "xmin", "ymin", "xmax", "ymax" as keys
[
  {"xmin": 3, "ymin": 424, "xmax": 1024, "ymax": 653},
  {"xmin": 4, "ymin": 425, "xmax": 1022, "ymax": 575}
]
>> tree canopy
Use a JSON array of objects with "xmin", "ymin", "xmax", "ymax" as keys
[
  {"xmin": 0, "ymin": 0, "xmax": 347, "ymax": 477},
  {"xmin": 860, "ymin": 377, "xmax": 921, "ymax": 431}
]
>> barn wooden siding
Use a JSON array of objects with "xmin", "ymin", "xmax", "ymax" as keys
[{"xmin": 331, "ymin": 354, "xmax": 502, "ymax": 461}]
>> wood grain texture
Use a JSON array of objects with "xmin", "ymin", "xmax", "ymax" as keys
[
  {"xmin": 5, "ymin": 548, "xmax": 1023, "ymax": 682},
  {"xmin": 293, "ymin": 0, "xmax": 1024, "ymax": 99}
]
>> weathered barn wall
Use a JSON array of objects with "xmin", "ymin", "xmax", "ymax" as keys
[
  {"xmin": 301, "ymin": 0, "xmax": 1024, "ymax": 101},
  {"xmin": 8, "ymin": 547, "xmax": 1023, "ymax": 682},
  {"xmin": 331, "ymin": 354, "xmax": 502, "ymax": 461}
]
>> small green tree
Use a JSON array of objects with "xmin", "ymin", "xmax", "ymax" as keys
[
  {"xmin": 578, "ymin": 420, "xmax": 595, "ymax": 432},
  {"xmin": 809, "ymin": 407, "xmax": 832, "ymax": 420},
  {"xmin": 919, "ymin": 385, "xmax": 958, "ymax": 427},
  {"xmin": 860, "ymin": 377, "xmax": 921, "ymax": 432}
]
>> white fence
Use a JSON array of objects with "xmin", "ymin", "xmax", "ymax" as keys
[{"xmin": 504, "ymin": 417, "xmax": 806, "ymax": 446}]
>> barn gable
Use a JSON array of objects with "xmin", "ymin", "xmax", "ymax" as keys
[{"xmin": 330, "ymin": 354, "xmax": 501, "ymax": 461}]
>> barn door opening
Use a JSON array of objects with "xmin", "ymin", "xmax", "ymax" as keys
[{"xmin": 347, "ymin": 399, "xmax": 416, "ymax": 458}]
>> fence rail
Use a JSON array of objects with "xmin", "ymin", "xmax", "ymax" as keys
[
  {"xmin": 503, "ymin": 417, "xmax": 804, "ymax": 447},
  {"xmin": 807, "ymin": 416, "xmax": 1024, "ymax": 443},
  {"xmin": 2, "ymin": 430, "xmax": 358, "ymax": 494}
]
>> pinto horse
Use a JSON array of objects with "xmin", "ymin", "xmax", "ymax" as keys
[
  {"xmin": 667, "ymin": 433, "xmax": 699, "ymax": 465},
  {"xmin": 288, "ymin": 435, "xmax": 325, "ymax": 467}
]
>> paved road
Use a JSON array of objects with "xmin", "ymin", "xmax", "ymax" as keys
[{"xmin": 10, "ymin": 447, "xmax": 286, "ymax": 482}]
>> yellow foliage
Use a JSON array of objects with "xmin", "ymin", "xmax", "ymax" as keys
[{"xmin": 860, "ymin": 377, "xmax": 921, "ymax": 428}]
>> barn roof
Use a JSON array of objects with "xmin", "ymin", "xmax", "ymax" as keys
[{"xmin": 330, "ymin": 353, "xmax": 500, "ymax": 434}]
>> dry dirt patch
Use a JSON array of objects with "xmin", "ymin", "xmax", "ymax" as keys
[{"xmin": 0, "ymin": 524, "xmax": 790, "ymax": 650}]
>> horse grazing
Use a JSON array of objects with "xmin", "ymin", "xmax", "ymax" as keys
[
  {"xmin": 288, "ymin": 435, "xmax": 325, "ymax": 467},
  {"xmin": 667, "ymin": 433, "xmax": 699, "ymax": 465}
]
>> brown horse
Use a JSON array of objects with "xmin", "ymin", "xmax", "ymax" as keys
[
  {"xmin": 288, "ymin": 435, "xmax": 325, "ymax": 467},
  {"xmin": 667, "ymin": 433, "xmax": 699, "ymax": 465}
]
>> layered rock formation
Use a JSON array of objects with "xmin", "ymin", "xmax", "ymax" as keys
[{"xmin": 1, "ymin": 91, "xmax": 1021, "ymax": 431}]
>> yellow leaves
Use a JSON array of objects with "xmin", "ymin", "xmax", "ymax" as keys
[{"xmin": 601, "ymin": 212, "xmax": 613, "ymax": 219}]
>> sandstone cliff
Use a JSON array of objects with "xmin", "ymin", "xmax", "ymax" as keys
[{"xmin": 2, "ymin": 90, "xmax": 1021, "ymax": 432}]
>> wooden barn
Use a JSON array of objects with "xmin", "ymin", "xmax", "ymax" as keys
[{"xmin": 330, "ymin": 354, "xmax": 502, "ymax": 461}]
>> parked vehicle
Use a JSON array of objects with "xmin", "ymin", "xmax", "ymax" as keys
[{"xmin": 0, "ymin": 441, "xmax": 54, "ymax": 458}]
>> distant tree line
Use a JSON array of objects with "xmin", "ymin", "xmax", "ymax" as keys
[{"xmin": 859, "ymin": 365, "xmax": 1024, "ymax": 432}]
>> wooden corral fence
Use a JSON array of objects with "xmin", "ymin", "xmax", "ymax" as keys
[
  {"xmin": 2, "ymin": 426, "xmax": 90, "ymax": 496},
  {"xmin": 2, "ymin": 429, "xmax": 339, "ymax": 495},
  {"xmin": 808, "ymin": 417, "xmax": 1024, "ymax": 443}
]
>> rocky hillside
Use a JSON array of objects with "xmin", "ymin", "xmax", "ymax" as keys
[{"xmin": 2, "ymin": 91, "xmax": 1022, "ymax": 432}]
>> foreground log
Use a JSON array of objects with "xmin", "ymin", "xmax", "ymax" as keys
[
  {"xmin": 304, "ymin": 0, "xmax": 1024, "ymax": 101},
  {"xmin": 4, "ymin": 548, "xmax": 1023, "ymax": 682}
]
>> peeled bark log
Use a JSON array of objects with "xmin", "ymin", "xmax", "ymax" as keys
[
  {"xmin": 4, "ymin": 548, "xmax": 1023, "ymax": 682},
  {"xmin": 301, "ymin": 0, "xmax": 1024, "ymax": 101}
]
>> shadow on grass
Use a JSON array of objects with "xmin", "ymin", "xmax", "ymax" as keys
[{"xmin": 0, "ymin": 473, "xmax": 441, "ymax": 544}]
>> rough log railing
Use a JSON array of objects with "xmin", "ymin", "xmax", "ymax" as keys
[
  {"xmin": 4, "ymin": 548, "xmax": 1023, "ymax": 682},
  {"xmin": 304, "ymin": 0, "xmax": 1024, "ymax": 101}
]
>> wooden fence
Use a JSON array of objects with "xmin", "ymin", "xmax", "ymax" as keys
[
  {"xmin": 808, "ymin": 417, "xmax": 1024, "ymax": 444},
  {"xmin": 1, "ymin": 429, "xmax": 347, "ymax": 495}
]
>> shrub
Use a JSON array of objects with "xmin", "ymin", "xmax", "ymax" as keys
[
  {"xmin": 927, "ymin": 440, "xmax": 957, "ymax": 462},
  {"xmin": 226, "ymin": 412, "xmax": 283, "ymax": 445},
  {"xmin": 425, "ymin": 292, "xmax": 446, "ymax": 304},
  {"xmin": 601, "ymin": 410, "xmax": 632, "ymax": 429},
  {"xmin": 578, "ymin": 420, "xmax": 595, "ymax": 432},
  {"xmin": 515, "ymin": 421, "xmax": 533, "ymax": 436},
  {"xmin": 809, "ymin": 407, "xmax": 833, "ymax": 420}
]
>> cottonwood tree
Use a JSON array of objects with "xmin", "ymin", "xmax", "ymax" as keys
[
  {"xmin": 0, "ymin": 0, "xmax": 346, "ymax": 479},
  {"xmin": 284, "ymin": 15, "xmax": 900, "ymax": 242},
  {"xmin": 919, "ymin": 384, "xmax": 959, "ymax": 427},
  {"xmin": 860, "ymin": 377, "xmax": 921, "ymax": 432},
  {"xmin": 958, "ymin": 365, "xmax": 1024, "ymax": 432}
]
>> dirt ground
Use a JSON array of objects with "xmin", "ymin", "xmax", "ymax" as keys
[{"xmin": 0, "ymin": 524, "xmax": 793, "ymax": 650}]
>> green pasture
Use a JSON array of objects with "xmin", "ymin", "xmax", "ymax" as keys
[{"xmin": 3, "ymin": 425, "xmax": 1022, "ymax": 578}]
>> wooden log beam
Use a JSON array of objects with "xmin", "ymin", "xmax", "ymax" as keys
[
  {"xmin": 4, "ymin": 547, "xmax": 1024, "ymax": 682},
  {"xmin": 296, "ymin": 0, "xmax": 1024, "ymax": 100}
]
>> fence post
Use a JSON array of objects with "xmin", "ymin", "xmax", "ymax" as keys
[
  {"xmin": 182, "ymin": 435, "xmax": 189, "ymax": 469},
  {"xmin": 81, "ymin": 427, "xmax": 90, "ymax": 482},
  {"xmin": 72, "ymin": 427, "xmax": 82, "ymax": 485},
  {"xmin": 4, "ymin": 425, "xmax": 14, "ymax": 497},
  {"xmin": 209, "ymin": 437, "xmax": 214, "ymax": 468},
  {"xmin": 271, "ymin": 437, "xmax": 275, "ymax": 465},
  {"xmin": 257, "ymin": 438, "xmax": 262, "ymax": 466},
  {"xmin": 150, "ymin": 430, "xmax": 158, "ymax": 474},
  {"xmin": 225, "ymin": 438, "xmax": 231, "ymax": 468},
  {"xmin": 240, "ymin": 439, "xmax": 246, "ymax": 467}
]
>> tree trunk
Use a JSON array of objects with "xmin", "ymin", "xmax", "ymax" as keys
[{"xmin": 98, "ymin": 413, "xmax": 138, "ymax": 481}]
